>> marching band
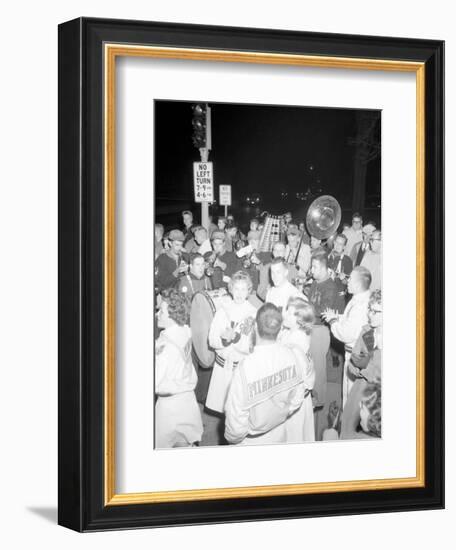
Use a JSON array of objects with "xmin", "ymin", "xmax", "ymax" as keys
[{"xmin": 154, "ymin": 198, "xmax": 382, "ymax": 448}]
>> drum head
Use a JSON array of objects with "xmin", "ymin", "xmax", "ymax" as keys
[{"xmin": 190, "ymin": 291, "xmax": 217, "ymax": 368}]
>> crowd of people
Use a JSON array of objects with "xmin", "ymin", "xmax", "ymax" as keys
[{"xmin": 154, "ymin": 209, "xmax": 382, "ymax": 448}]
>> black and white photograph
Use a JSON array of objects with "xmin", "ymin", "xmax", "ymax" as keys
[
  {"xmin": 154, "ymin": 100, "xmax": 382, "ymax": 448},
  {"xmin": 0, "ymin": 0, "xmax": 448, "ymax": 542}
]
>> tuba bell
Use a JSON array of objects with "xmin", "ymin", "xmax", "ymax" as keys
[{"xmin": 306, "ymin": 195, "xmax": 342, "ymax": 240}]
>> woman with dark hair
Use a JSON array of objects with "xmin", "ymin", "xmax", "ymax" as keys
[
  {"xmin": 155, "ymin": 288, "xmax": 203, "ymax": 448},
  {"xmin": 279, "ymin": 297, "xmax": 316, "ymax": 442}
]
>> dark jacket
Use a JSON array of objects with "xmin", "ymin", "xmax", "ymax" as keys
[
  {"xmin": 306, "ymin": 276, "xmax": 344, "ymax": 323},
  {"xmin": 156, "ymin": 251, "xmax": 189, "ymax": 292}
]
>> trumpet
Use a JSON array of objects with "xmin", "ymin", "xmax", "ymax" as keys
[
  {"xmin": 292, "ymin": 273, "xmax": 313, "ymax": 293},
  {"xmin": 234, "ymin": 239, "xmax": 261, "ymax": 270},
  {"xmin": 176, "ymin": 254, "xmax": 190, "ymax": 277},
  {"xmin": 204, "ymin": 251, "xmax": 218, "ymax": 277}
]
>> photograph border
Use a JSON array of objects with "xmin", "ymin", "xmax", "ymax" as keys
[{"xmin": 58, "ymin": 17, "xmax": 444, "ymax": 531}]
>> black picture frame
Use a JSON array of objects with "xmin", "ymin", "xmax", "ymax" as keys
[{"xmin": 58, "ymin": 17, "xmax": 444, "ymax": 532}]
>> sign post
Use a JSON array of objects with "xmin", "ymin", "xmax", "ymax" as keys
[
  {"xmin": 219, "ymin": 184, "xmax": 232, "ymax": 217},
  {"xmin": 193, "ymin": 161, "xmax": 214, "ymax": 207}
]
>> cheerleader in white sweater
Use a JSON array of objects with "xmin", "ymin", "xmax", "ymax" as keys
[
  {"xmin": 205, "ymin": 271, "xmax": 257, "ymax": 414},
  {"xmin": 155, "ymin": 289, "xmax": 203, "ymax": 448}
]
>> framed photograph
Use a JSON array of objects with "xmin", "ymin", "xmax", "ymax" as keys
[{"xmin": 58, "ymin": 17, "xmax": 444, "ymax": 531}]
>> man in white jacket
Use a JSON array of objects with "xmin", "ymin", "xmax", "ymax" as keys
[
  {"xmin": 224, "ymin": 303, "xmax": 306, "ymax": 445},
  {"xmin": 322, "ymin": 266, "xmax": 372, "ymax": 406}
]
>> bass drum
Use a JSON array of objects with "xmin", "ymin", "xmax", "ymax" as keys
[{"xmin": 190, "ymin": 288, "xmax": 231, "ymax": 368}]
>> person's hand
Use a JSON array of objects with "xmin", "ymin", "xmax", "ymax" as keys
[
  {"xmin": 240, "ymin": 316, "xmax": 255, "ymax": 335},
  {"xmin": 350, "ymin": 350, "xmax": 370, "ymax": 370},
  {"xmin": 338, "ymin": 272, "xmax": 346, "ymax": 281},
  {"xmin": 221, "ymin": 325, "xmax": 236, "ymax": 347},
  {"xmin": 221, "ymin": 326, "xmax": 235, "ymax": 342},
  {"xmin": 322, "ymin": 308, "xmax": 338, "ymax": 323},
  {"xmin": 348, "ymin": 362, "xmax": 363, "ymax": 378},
  {"xmin": 250, "ymin": 253, "xmax": 261, "ymax": 265}
]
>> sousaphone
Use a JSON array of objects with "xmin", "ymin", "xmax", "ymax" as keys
[{"xmin": 305, "ymin": 195, "xmax": 342, "ymax": 240}]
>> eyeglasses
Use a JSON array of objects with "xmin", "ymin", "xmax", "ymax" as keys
[{"xmin": 368, "ymin": 307, "xmax": 382, "ymax": 314}]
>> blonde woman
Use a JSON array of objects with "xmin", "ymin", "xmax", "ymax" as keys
[
  {"xmin": 205, "ymin": 271, "xmax": 257, "ymax": 414},
  {"xmin": 279, "ymin": 297, "xmax": 316, "ymax": 442}
]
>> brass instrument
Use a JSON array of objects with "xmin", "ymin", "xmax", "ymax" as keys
[
  {"xmin": 305, "ymin": 195, "xmax": 341, "ymax": 241},
  {"xmin": 294, "ymin": 195, "xmax": 342, "ymax": 290},
  {"xmin": 256, "ymin": 196, "xmax": 342, "ymax": 289},
  {"xmin": 204, "ymin": 251, "xmax": 218, "ymax": 277},
  {"xmin": 176, "ymin": 253, "xmax": 190, "ymax": 279},
  {"xmin": 305, "ymin": 195, "xmax": 347, "ymax": 299}
]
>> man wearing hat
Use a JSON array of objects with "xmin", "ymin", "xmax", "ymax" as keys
[
  {"xmin": 155, "ymin": 229, "xmax": 189, "ymax": 292},
  {"xmin": 204, "ymin": 231, "xmax": 239, "ymax": 289}
]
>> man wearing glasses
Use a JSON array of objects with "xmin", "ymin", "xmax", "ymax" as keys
[
  {"xmin": 350, "ymin": 222, "xmax": 376, "ymax": 267},
  {"xmin": 361, "ymin": 230, "xmax": 382, "ymax": 291},
  {"xmin": 343, "ymin": 213, "xmax": 364, "ymax": 259}
]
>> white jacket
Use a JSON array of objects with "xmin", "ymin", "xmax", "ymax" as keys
[
  {"xmin": 155, "ymin": 324, "xmax": 197, "ymax": 396},
  {"xmin": 265, "ymin": 281, "xmax": 307, "ymax": 311},
  {"xmin": 224, "ymin": 342, "xmax": 305, "ymax": 445},
  {"xmin": 205, "ymin": 298, "xmax": 257, "ymax": 413},
  {"xmin": 278, "ymin": 328, "xmax": 315, "ymax": 391},
  {"xmin": 330, "ymin": 290, "xmax": 370, "ymax": 351},
  {"xmin": 155, "ymin": 324, "xmax": 203, "ymax": 447}
]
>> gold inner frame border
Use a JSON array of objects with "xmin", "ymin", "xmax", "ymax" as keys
[{"xmin": 103, "ymin": 44, "xmax": 426, "ymax": 506}]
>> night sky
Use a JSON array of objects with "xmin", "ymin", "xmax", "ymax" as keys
[{"xmin": 154, "ymin": 100, "xmax": 381, "ymax": 230}]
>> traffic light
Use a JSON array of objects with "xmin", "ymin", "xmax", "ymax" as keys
[{"xmin": 191, "ymin": 103, "xmax": 210, "ymax": 149}]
